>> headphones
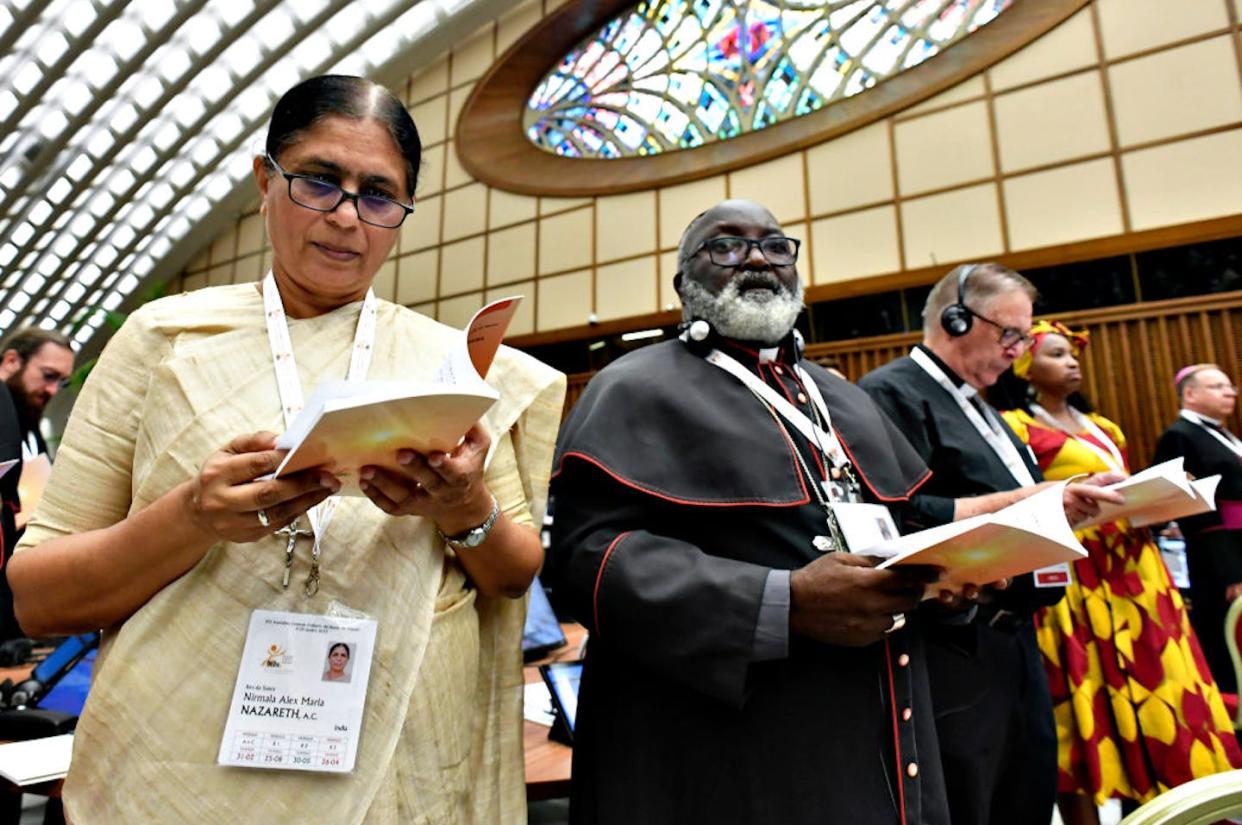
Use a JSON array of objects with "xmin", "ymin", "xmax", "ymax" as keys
[{"xmin": 940, "ymin": 264, "xmax": 978, "ymax": 337}]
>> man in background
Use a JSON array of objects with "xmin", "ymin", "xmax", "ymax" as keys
[
  {"xmin": 859, "ymin": 263, "xmax": 1119, "ymax": 825},
  {"xmin": 0, "ymin": 327, "xmax": 74, "ymax": 640},
  {"xmin": 0, "ymin": 328, "xmax": 74, "ymax": 464},
  {"xmin": 1154, "ymin": 363, "xmax": 1242, "ymax": 691}
]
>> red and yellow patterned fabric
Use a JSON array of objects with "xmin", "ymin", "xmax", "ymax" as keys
[{"xmin": 1003, "ymin": 408, "xmax": 1242, "ymax": 804}]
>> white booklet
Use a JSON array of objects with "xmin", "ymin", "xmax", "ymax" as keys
[
  {"xmin": 273, "ymin": 297, "xmax": 521, "ymax": 495},
  {"xmin": 860, "ymin": 482, "xmax": 1087, "ymax": 594},
  {"xmin": 0, "ymin": 733, "xmax": 73, "ymax": 786},
  {"xmin": 1074, "ymin": 457, "xmax": 1220, "ymax": 529}
]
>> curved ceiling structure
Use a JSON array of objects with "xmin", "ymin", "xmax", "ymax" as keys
[
  {"xmin": 458, "ymin": 0, "xmax": 1089, "ymax": 194},
  {"xmin": 0, "ymin": 0, "xmax": 512, "ymax": 357}
]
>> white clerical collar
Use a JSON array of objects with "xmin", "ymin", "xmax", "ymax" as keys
[
  {"xmin": 916, "ymin": 345, "xmax": 976, "ymax": 394},
  {"xmin": 1181, "ymin": 409, "xmax": 1223, "ymax": 427},
  {"xmin": 758, "ymin": 346, "xmax": 780, "ymax": 364}
]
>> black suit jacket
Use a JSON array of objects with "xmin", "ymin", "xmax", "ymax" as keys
[
  {"xmin": 1153, "ymin": 415, "xmax": 1242, "ymax": 535},
  {"xmin": 0, "ymin": 385, "xmax": 22, "ymax": 563}
]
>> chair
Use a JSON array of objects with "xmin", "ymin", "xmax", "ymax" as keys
[
  {"xmin": 1228, "ymin": 597, "xmax": 1242, "ymax": 728},
  {"xmin": 1117, "ymin": 769, "xmax": 1242, "ymax": 824}
]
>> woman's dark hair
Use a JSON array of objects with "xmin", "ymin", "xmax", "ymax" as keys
[
  {"xmin": 328, "ymin": 642, "xmax": 350, "ymax": 659},
  {"xmin": 265, "ymin": 75, "xmax": 421, "ymax": 198}
]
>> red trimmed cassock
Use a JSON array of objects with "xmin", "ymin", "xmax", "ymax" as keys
[{"xmin": 547, "ymin": 335, "xmax": 950, "ymax": 825}]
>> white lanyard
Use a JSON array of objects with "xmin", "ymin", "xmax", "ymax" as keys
[
  {"xmin": 1030, "ymin": 404, "xmax": 1125, "ymax": 473},
  {"xmin": 263, "ymin": 271, "xmax": 378, "ymax": 595},
  {"xmin": 703, "ymin": 346, "xmax": 859, "ymax": 550},
  {"xmin": 704, "ymin": 348, "xmax": 850, "ymax": 470},
  {"xmin": 20, "ymin": 432, "xmax": 38, "ymax": 461},
  {"xmin": 909, "ymin": 347, "xmax": 1036, "ymax": 487},
  {"xmin": 1180, "ymin": 409, "xmax": 1242, "ymax": 460}
]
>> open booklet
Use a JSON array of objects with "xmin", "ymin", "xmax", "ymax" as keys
[
  {"xmin": 1074, "ymin": 457, "xmax": 1220, "ymax": 529},
  {"xmin": 272, "ymin": 297, "xmax": 521, "ymax": 496},
  {"xmin": 858, "ymin": 482, "xmax": 1087, "ymax": 594}
]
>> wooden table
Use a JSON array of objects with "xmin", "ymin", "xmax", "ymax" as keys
[{"xmin": 523, "ymin": 624, "xmax": 584, "ymax": 801}]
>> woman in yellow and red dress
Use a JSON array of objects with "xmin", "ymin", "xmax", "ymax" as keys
[{"xmin": 1001, "ymin": 320, "xmax": 1241, "ymax": 825}]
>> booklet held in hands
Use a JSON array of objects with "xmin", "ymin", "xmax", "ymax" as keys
[
  {"xmin": 1074, "ymin": 457, "xmax": 1219, "ymax": 529},
  {"xmin": 272, "ymin": 297, "xmax": 521, "ymax": 495},
  {"xmin": 860, "ymin": 482, "xmax": 1087, "ymax": 594}
]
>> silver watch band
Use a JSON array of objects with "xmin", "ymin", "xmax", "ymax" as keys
[{"xmin": 438, "ymin": 495, "xmax": 500, "ymax": 549}]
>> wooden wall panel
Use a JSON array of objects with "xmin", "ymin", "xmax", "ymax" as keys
[{"xmin": 557, "ymin": 291, "xmax": 1242, "ymax": 472}]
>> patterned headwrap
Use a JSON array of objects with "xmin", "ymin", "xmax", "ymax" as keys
[{"xmin": 1012, "ymin": 319, "xmax": 1089, "ymax": 379}]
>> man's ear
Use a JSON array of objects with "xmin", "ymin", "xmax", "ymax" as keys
[
  {"xmin": 253, "ymin": 155, "xmax": 271, "ymax": 214},
  {"xmin": 0, "ymin": 349, "xmax": 23, "ymax": 376}
]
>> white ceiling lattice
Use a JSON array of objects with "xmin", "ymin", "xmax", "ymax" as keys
[{"xmin": 0, "ymin": 0, "xmax": 514, "ymax": 354}]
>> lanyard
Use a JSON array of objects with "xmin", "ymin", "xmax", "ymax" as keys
[
  {"xmin": 704, "ymin": 348, "xmax": 850, "ymax": 470},
  {"xmin": 909, "ymin": 347, "xmax": 1036, "ymax": 487},
  {"xmin": 1030, "ymin": 404, "xmax": 1125, "ymax": 473},
  {"xmin": 700, "ymin": 344, "xmax": 857, "ymax": 550},
  {"xmin": 262, "ymin": 271, "xmax": 378, "ymax": 595},
  {"xmin": 20, "ymin": 432, "xmax": 38, "ymax": 461},
  {"xmin": 1180, "ymin": 409, "xmax": 1242, "ymax": 460}
]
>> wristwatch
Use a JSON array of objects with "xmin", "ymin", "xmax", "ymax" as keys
[{"xmin": 438, "ymin": 496, "xmax": 500, "ymax": 550}]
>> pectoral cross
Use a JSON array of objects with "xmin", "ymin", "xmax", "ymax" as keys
[
  {"xmin": 814, "ymin": 509, "xmax": 848, "ymax": 554},
  {"xmin": 812, "ymin": 535, "xmax": 837, "ymax": 553},
  {"xmin": 276, "ymin": 518, "xmax": 314, "ymax": 589}
]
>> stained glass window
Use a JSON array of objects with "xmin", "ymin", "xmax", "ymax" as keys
[{"xmin": 525, "ymin": 0, "xmax": 1013, "ymax": 159}]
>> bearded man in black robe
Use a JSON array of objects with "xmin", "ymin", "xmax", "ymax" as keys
[{"xmin": 546, "ymin": 199, "xmax": 949, "ymax": 825}]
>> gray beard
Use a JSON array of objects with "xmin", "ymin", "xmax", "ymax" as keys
[{"xmin": 680, "ymin": 273, "xmax": 804, "ymax": 344}]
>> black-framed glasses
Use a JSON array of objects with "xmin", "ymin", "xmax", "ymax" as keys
[
  {"xmin": 690, "ymin": 235, "xmax": 801, "ymax": 267},
  {"xmin": 265, "ymin": 155, "xmax": 415, "ymax": 229},
  {"xmin": 969, "ymin": 307, "xmax": 1033, "ymax": 349}
]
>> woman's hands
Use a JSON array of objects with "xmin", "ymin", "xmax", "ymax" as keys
[
  {"xmin": 11, "ymin": 431, "xmax": 339, "ymax": 635},
  {"xmin": 358, "ymin": 423, "xmax": 494, "ymax": 536},
  {"xmin": 188, "ymin": 431, "xmax": 340, "ymax": 544},
  {"xmin": 358, "ymin": 424, "xmax": 542, "ymax": 598}
]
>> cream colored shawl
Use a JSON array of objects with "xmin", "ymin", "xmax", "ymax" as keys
[{"xmin": 17, "ymin": 284, "xmax": 565, "ymax": 824}]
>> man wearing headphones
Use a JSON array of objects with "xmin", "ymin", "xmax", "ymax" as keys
[{"xmin": 859, "ymin": 263, "xmax": 1121, "ymax": 825}]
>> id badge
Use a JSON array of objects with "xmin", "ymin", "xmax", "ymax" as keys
[
  {"xmin": 1033, "ymin": 563, "xmax": 1071, "ymax": 588},
  {"xmin": 218, "ymin": 610, "xmax": 377, "ymax": 773},
  {"xmin": 829, "ymin": 502, "xmax": 900, "ymax": 555}
]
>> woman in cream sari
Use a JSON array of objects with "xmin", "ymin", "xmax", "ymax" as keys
[{"xmin": 9, "ymin": 75, "xmax": 564, "ymax": 824}]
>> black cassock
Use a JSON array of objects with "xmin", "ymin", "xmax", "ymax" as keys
[
  {"xmin": 0, "ymin": 385, "xmax": 21, "ymax": 565},
  {"xmin": 859, "ymin": 347, "xmax": 1061, "ymax": 825},
  {"xmin": 548, "ymin": 337, "xmax": 950, "ymax": 825},
  {"xmin": 1154, "ymin": 415, "xmax": 1242, "ymax": 692},
  {"xmin": 0, "ymin": 385, "xmax": 23, "ymax": 640}
]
